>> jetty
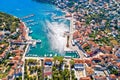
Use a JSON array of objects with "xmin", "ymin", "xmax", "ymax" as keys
[
  {"xmin": 21, "ymin": 14, "xmax": 34, "ymax": 20},
  {"xmin": 27, "ymin": 22, "xmax": 38, "ymax": 26},
  {"xmin": 53, "ymin": 16, "xmax": 65, "ymax": 20},
  {"xmin": 25, "ymin": 19, "xmax": 34, "ymax": 23}
]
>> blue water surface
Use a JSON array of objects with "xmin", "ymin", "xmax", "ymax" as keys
[{"xmin": 0, "ymin": 0, "xmax": 70, "ymax": 57}]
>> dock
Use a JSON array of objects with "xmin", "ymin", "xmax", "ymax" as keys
[
  {"xmin": 53, "ymin": 16, "xmax": 65, "ymax": 20},
  {"xmin": 21, "ymin": 14, "xmax": 34, "ymax": 20},
  {"xmin": 26, "ymin": 39, "xmax": 41, "ymax": 47}
]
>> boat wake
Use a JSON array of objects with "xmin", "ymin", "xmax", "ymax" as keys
[{"xmin": 45, "ymin": 20, "xmax": 69, "ymax": 53}]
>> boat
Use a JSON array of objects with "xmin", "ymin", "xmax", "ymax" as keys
[
  {"xmin": 29, "ymin": 30, "xmax": 33, "ymax": 34},
  {"xmin": 36, "ymin": 39, "xmax": 41, "ymax": 44},
  {"xmin": 50, "ymin": 54, "xmax": 52, "ymax": 57},
  {"xmin": 44, "ymin": 54, "xmax": 46, "ymax": 57}
]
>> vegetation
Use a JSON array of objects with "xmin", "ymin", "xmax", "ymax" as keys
[
  {"xmin": 24, "ymin": 59, "xmax": 42, "ymax": 80},
  {"xmin": 0, "ymin": 12, "xmax": 20, "ymax": 33}
]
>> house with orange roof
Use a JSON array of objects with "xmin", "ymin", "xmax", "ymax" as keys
[
  {"xmin": 80, "ymin": 77, "xmax": 91, "ymax": 80},
  {"xmin": 74, "ymin": 59, "xmax": 84, "ymax": 71},
  {"xmin": 2, "ymin": 78, "xmax": 7, "ymax": 80},
  {"xmin": 85, "ymin": 67, "xmax": 94, "ymax": 76},
  {"xmin": 94, "ymin": 76, "xmax": 107, "ymax": 80},
  {"xmin": 12, "ymin": 56, "xmax": 21, "ymax": 61},
  {"xmin": 44, "ymin": 58, "xmax": 53, "ymax": 66},
  {"xmin": 65, "ymin": 13, "xmax": 72, "ymax": 17},
  {"xmin": 84, "ymin": 58, "xmax": 92, "ymax": 66},
  {"xmin": 8, "ymin": 69, "xmax": 15, "ymax": 80},
  {"xmin": 109, "ymin": 74, "xmax": 116, "ymax": 80},
  {"xmin": 0, "ymin": 52, "xmax": 6, "ymax": 60},
  {"xmin": 82, "ymin": 43, "xmax": 89, "ymax": 49},
  {"xmin": 12, "ymin": 64, "xmax": 17, "ymax": 69}
]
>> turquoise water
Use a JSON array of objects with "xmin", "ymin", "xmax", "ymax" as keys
[
  {"xmin": 0, "ymin": 0, "xmax": 79, "ymax": 58},
  {"xmin": 65, "ymin": 51, "xmax": 80, "ymax": 58}
]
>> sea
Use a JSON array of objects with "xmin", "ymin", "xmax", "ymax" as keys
[{"xmin": 0, "ymin": 0, "xmax": 70, "ymax": 57}]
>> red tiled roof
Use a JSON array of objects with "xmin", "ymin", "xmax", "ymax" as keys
[
  {"xmin": 84, "ymin": 59, "xmax": 92, "ymax": 65},
  {"xmin": 12, "ymin": 56, "xmax": 21, "ymax": 60},
  {"xmin": 2, "ymin": 78, "xmax": 7, "ymax": 80},
  {"xmin": 0, "ymin": 52, "xmax": 6, "ymax": 58},
  {"xmin": 44, "ymin": 58, "xmax": 53, "ymax": 62},
  {"xmin": 0, "ymin": 44, "xmax": 5, "ymax": 48},
  {"xmin": 82, "ymin": 43, "xmax": 89, "ymax": 48},
  {"xmin": 109, "ymin": 74, "xmax": 116, "ymax": 79},
  {"xmin": 92, "ymin": 57, "xmax": 102, "ymax": 61},
  {"xmin": 116, "ymin": 63, "xmax": 120, "ymax": 69},
  {"xmin": 74, "ymin": 59, "xmax": 84, "ymax": 64},
  {"xmin": 12, "ymin": 64, "xmax": 17, "ymax": 69},
  {"xmin": 94, "ymin": 76, "xmax": 107, "ymax": 80},
  {"xmin": 65, "ymin": 13, "xmax": 72, "ymax": 17},
  {"xmin": 44, "ymin": 72, "xmax": 52, "ymax": 76},
  {"xmin": 86, "ymin": 51, "xmax": 93, "ymax": 55},
  {"xmin": 8, "ymin": 69, "xmax": 14, "ymax": 76},
  {"xmin": 80, "ymin": 77, "xmax": 91, "ymax": 80},
  {"xmin": 104, "ymin": 46, "xmax": 112, "ymax": 51}
]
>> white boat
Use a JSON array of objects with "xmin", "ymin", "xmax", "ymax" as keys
[
  {"xmin": 50, "ymin": 54, "xmax": 52, "ymax": 57},
  {"xmin": 29, "ymin": 30, "xmax": 33, "ymax": 34}
]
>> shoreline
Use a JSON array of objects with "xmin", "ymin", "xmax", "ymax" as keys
[{"xmin": 19, "ymin": 4, "xmax": 80, "ymax": 59}]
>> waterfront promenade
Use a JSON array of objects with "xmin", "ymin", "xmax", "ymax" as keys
[{"xmin": 65, "ymin": 14, "xmax": 85, "ymax": 59}]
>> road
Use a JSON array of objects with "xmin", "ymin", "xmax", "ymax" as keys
[
  {"xmin": 66, "ymin": 14, "xmax": 86, "ymax": 79},
  {"xmin": 68, "ymin": 14, "xmax": 85, "ymax": 59},
  {"xmin": 22, "ymin": 44, "xmax": 29, "ymax": 80}
]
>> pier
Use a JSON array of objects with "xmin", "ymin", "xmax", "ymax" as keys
[
  {"xmin": 27, "ymin": 39, "xmax": 41, "ymax": 47},
  {"xmin": 21, "ymin": 14, "xmax": 34, "ymax": 20},
  {"xmin": 53, "ymin": 16, "xmax": 65, "ymax": 20},
  {"xmin": 11, "ymin": 39, "xmax": 41, "ymax": 47}
]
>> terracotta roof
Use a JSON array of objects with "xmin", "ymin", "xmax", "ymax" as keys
[
  {"xmin": 82, "ymin": 43, "xmax": 89, "ymax": 48},
  {"xmin": 44, "ymin": 58, "xmax": 53, "ymax": 62},
  {"xmin": 86, "ymin": 67, "xmax": 94, "ymax": 76},
  {"xmin": 2, "ymin": 78, "xmax": 7, "ymax": 80},
  {"xmin": 0, "ymin": 52, "xmax": 6, "ymax": 58},
  {"xmin": 13, "ymin": 40, "xmax": 22, "ymax": 43},
  {"xmin": 0, "ymin": 44, "xmax": 5, "ymax": 48},
  {"xmin": 8, "ymin": 69, "xmax": 14, "ymax": 76},
  {"xmin": 116, "ymin": 62, "xmax": 120, "ymax": 68},
  {"xmin": 84, "ymin": 59, "xmax": 92, "ymax": 65},
  {"xmin": 65, "ymin": 13, "xmax": 72, "ymax": 17},
  {"xmin": 86, "ymin": 51, "xmax": 93, "ymax": 55},
  {"xmin": 0, "ymin": 32, "xmax": 3, "ymax": 36},
  {"xmin": 12, "ymin": 64, "xmax": 17, "ymax": 69},
  {"xmin": 73, "ymin": 30, "xmax": 79, "ymax": 39},
  {"xmin": 104, "ymin": 46, "xmax": 112, "ymax": 51},
  {"xmin": 92, "ymin": 57, "xmax": 102, "ymax": 61},
  {"xmin": 44, "ymin": 72, "xmax": 52, "ymax": 76},
  {"xmin": 12, "ymin": 56, "xmax": 21, "ymax": 60},
  {"xmin": 94, "ymin": 76, "xmax": 107, "ymax": 80},
  {"xmin": 74, "ymin": 59, "xmax": 84, "ymax": 64},
  {"xmin": 109, "ymin": 74, "xmax": 116, "ymax": 79},
  {"xmin": 75, "ymin": 21, "xmax": 81, "ymax": 26},
  {"xmin": 80, "ymin": 77, "xmax": 91, "ymax": 80}
]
